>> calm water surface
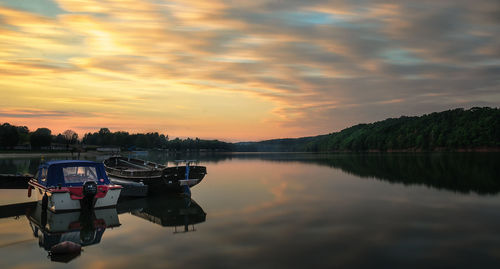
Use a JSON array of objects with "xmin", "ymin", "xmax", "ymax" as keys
[{"xmin": 1, "ymin": 152, "xmax": 499, "ymax": 268}]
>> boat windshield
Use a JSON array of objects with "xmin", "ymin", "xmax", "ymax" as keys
[{"xmin": 63, "ymin": 166, "xmax": 98, "ymax": 183}]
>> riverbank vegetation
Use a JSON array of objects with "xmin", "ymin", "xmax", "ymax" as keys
[
  {"xmin": 82, "ymin": 128, "xmax": 232, "ymax": 151},
  {"xmin": 1, "ymin": 107, "xmax": 498, "ymax": 152},
  {"xmin": 234, "ymin": 107, "xmax": 499, "ymax": 152},
  {"xmin": 0, "ymin": 125, "xmax": 231, "ymax": 152}
]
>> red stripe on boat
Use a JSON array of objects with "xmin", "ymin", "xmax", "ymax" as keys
[{"xmin": 47, "ymin": 185, "xmax": 120, "ymax": 200}]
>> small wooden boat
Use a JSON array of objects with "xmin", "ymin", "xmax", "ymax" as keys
[
  {"xmin": 28, "ymin": 160, "xmax": 122, "ymax": 212},
  {"xmin": 102, "ymin": 156, "xmax": 166, "ymax": 180},
  {"xmin": 103, "ymin": 156, "xmax": 207, "ymax": 194}
]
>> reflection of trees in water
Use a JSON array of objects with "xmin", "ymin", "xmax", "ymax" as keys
[
  {"xmin": 147, "ymin": 152, "xmax": 500, "ymax": 195},
  {"xmin": 0, "ymin": 158, "xmax": 44, "ymax": 175},
  {"xmin": 145, "ymin": 151, "xmax": 322, "ymax": 164},
  {"xmin": 0, "ymin": 159, "xmax": 33, "ymax": 174},
  {"xmin": 313, "ymin": 153, "xmax": 500, "ymax": 195},
  {"xmin": 0, "ymin": 156, "xmax": 95, "ymax": 175},
  {"xmin": 238, "ymin": 153, "xmax": 500, "ymax": 195},
  {"xmin": 143, "ymin": 151, "xmax": 231, "ymax": 164}
]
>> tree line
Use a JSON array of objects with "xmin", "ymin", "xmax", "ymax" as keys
[
  {"xmin": 1, "ymin": 107, "xmax": 498, "ymax": 152},
  {"xmin": 0, "ymin": 124, "xmax": 75, "ymax": 150},
  {"xmin": 82, "ymin": 128, "xmax": 232, "ymax": 151},
  {"xmin": 0, "ymin": 124, "xmax": 231, "ymax": 151},
  {"xmin": 234, "ymin": 107, "xmax": 500, "ymax": 152}
]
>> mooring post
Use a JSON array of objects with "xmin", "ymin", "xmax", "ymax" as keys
[{"xmin": 182, "ymin": 161, "xmax": 191, "ymax": 197}]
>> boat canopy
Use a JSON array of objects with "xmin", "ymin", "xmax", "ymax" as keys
[{"xmin": 36, "ymin": 160, "xmax": 111, "ymax": 187}]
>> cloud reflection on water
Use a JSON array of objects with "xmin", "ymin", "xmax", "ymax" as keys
[{"xmin": 1, "ymin": 153, "xmax": 500, "ymax": 268}]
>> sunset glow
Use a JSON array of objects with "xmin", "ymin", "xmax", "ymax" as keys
[{"xmin": 1, "ymin": 0, "xmax": 499, "ymax": 141}]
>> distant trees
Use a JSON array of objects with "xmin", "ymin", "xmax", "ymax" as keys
[
  {"xmin": 1, "ymin": 107, "xmax": 498, "ymax": 152},
  {"xmin": 82, "ymin": 128, "xmax": 232, "ymax": 151},
  {"xmin": 1, "ymin": 125, "xmax": 84, "ymax": 150},
  {"xmin": 322, "ymin": 107, "xmax": 498, "ymax": 151},
  {"xmin": 82, "ymin": 128, "xmax": 168, "ymax": 149},
  {"xmin": 53, "ymin": 129, "xmax": 79, "ymax": 148},
  {"xmin": 0, "ymin": 123, "xmax": 20, "ymax": 148},
  {"xmin": 17, "ymin": 126, "xmax": 30, "ymax": 145},
  {"xmin": 30, "ymin": 128, "xmax": 52, "ymax": 149},
  {"xmin": 235, "ymin": 107, "xmax": 500, "ymax": 152},
  {"xmin": 312, "ymin": 107, "xmax": 500, "ymax": 152},
  {"xmin": 234, "ymin": 136, "xmax": 327, "ymax": 152},
  {"xmin": 0, "ymin": 123, "xmax": 232, "ymax": 151},
  {"xmin": 63, "ymin": 130, "xmax": 79, "ymax": 144}
]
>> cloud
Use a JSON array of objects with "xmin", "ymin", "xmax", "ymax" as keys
[
  {"xmin": 0, "ymin": 0, "xmax": 499, "ymax": 139},
  {"xmin": 0, "ymin": 108, "xmax": 95, "ymax": 118}
]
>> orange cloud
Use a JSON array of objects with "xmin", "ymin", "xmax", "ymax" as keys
[{"xmin": 0, "ymin": 1, "xmax": 498, "ymax": 140}]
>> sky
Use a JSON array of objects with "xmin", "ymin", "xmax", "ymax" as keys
[{"xmin": 0, "ymin": 0, "xmax": 499, "ymax": 141}]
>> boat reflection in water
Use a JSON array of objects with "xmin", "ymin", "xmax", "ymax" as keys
[
  {"xmin": 117, "ymin": 195, "xmax": 207, "ymax": 233},
  {"xmin": 0, "ymin": 193, "xmax": 207, "ymax": 263},
  {"xmin": 26, "ymin": 203, "xmax": 121, "ymax": 263}
]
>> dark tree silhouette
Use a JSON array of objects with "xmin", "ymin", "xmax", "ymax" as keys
[
  {"xmin": 0, "ymin": 123, "xmax": 20, "ymax": 149},
  {"xmin": 30, "ymin": 128, "xmax": 52, "ymax": 149},
  {"xmin": 234, "ymin": 107, "xmax": 500, "ymax": 152}
]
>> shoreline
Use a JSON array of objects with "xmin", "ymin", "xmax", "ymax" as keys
[
  {"xmin": 0, "ymin": 148, "xmax": 499, "ymax": 159},
  {"xmin": 0, "ymin": 151, "xmax": 106, "ymax": 159}
]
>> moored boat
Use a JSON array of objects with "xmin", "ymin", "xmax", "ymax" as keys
[
  {"xmin": 103, "ymin": 156, "xmax": 166, "ymax": 180},
  {"xmin": 28, "ymin": 160, "xmax": 122, "ymax": 212},
  {"xmin": 103, "ymin": 156, "xmax": 207, "ymax": 194}
]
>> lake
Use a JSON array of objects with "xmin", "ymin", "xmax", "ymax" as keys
[{"xmin": 1, "ymin": 152, "xmax": 500, "ymax": 268}]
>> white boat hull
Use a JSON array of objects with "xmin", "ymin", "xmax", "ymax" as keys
[{"xmin": 32, "ymin": 184, "xmax": 121, "ymax": 212}]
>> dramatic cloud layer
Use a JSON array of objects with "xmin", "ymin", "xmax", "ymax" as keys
[{"xmin": 0, "ymin": 0, "xmax": 499, "ymax": 140}]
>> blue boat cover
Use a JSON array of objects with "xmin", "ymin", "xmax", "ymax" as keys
[{"xmin": 36, "ymin": 160, "xmax": 111, "ymax": 187}]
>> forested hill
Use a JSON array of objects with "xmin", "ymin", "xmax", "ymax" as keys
[{"xmin": 235, "ymin": 107, "xmax": 500, "ymax": 152}]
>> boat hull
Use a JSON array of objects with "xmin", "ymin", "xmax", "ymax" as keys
[
  {"xmin": 104, "ymin": 156, "xmax": 207, "ymax": 193},
  {"xmin": 29, "ymin": 181, "xmax": 121, "ymax": 212},
  {"xmin": 103, "ymin": 156, "xmax": 165, "ymax": 179},
  {"xmin": 110, "ymin": 176, "xmax": 204, "ymax": 193}
]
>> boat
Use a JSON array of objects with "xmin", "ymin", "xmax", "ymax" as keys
[
  {"xmin": 103, "ymin": 156, "xmax": 166, "ymax": 180},
  {"xmin": 103, "ymin": 156, "xmax": 207, "ymax": 194},
  {"xmin": 28, "ymin": 160, "xmax": 122, "ymax": 212}
]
